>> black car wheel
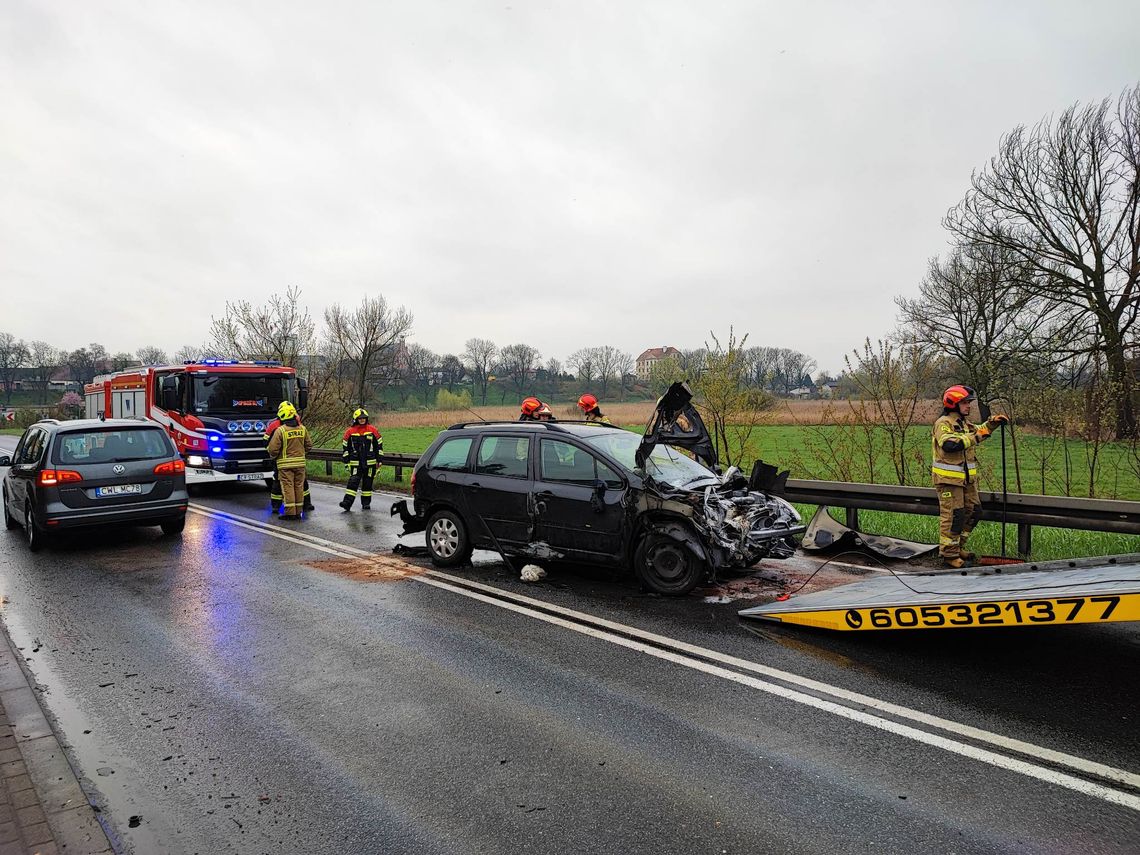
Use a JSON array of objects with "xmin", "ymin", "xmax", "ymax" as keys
[
  {"xmin": 426, "ymin": 509, "xmax": 472, "ymax": 567},
  {"xmin": 24, "ymin": 503, "xmax": 45, "ymax": 553},
  {"xmin": 2, "ymin": 488, "xmax": 16, "ymax": 531},
  {"xmin": 160, "ymin": 515, "xmax": 186, "ymax": 536},
  {"xmin": 633, "ymin": 533, "xmax": 704, "ymax": 595}
]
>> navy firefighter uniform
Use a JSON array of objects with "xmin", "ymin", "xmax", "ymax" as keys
[{"xmin": 339, "ymin": 408, "xmax": 383, "ymax": 510}]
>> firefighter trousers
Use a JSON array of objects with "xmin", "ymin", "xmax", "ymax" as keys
[
  {"xmin": 271, "ymin": 471, "xmax": 312, "ymax": 510},
  {"xmin": 343, "ymin": 464, "xmax": 376, "ymax": 509},
  {"xmin": 937, "ymin": 481, "xmax": 981, "ymax": 559},
  {"xmin": 279, "ymin": 466, "xmax": 306, "ymax": 518}
]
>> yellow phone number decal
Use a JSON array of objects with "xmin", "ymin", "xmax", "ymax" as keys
[{"xmin": 770, "ymin": 593, "xmax": 1140, "ymax": 631}]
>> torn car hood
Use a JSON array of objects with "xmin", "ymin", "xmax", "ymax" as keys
[{"xmin": 637, "ymin": 381, "xmax": 718, "ymax": 470}]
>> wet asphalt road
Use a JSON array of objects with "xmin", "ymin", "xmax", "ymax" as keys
[{"xmin": 0, "ymin": 454, "xmax": 1137, "ymax": 853}]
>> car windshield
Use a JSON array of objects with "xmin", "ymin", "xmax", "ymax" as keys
[
  {"xmin": 191, "ymin": 375, "xmax": 291, "ymax": 416},
  {"xmin": 55, "ymin": 429, "xmax": 172, "ymax": 465},
  {"xmin": 580, "ymin": 430, "xmax": 717, "ymax": 488}
]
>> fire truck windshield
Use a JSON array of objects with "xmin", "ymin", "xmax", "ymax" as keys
[{"xmin": 191, "ymin": 375, "xmax": 291, "ymax": 416}]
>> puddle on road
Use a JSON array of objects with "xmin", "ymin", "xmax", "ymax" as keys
[{"xmin": 303, "ymin": 554, "xmax": 426, "ymax": 582}]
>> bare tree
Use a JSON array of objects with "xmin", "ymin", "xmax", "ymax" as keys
[
  {"xmin": 677, "ymin": 348, "xmax": 706, "ymax": 379},
  {"xmin": 693, "ymin": 329, "xmax": 772, "ymax": 468},
  {"xmin": 775, "ymin": 348, "xmax": 817, "ymax": 394},
  {"xmin": 110, "ymin": 352, "xmax": 136, "ymax": 372},
  {"xmin": 401, "ymin": 343, "xmax": 439, "ymax": 405},
  {"xmin": 593, "ymin": 345, "xmax": 630, "ymax": 399},
  {"xmin": 616, "ymin": 350, "xmax": 635, "ymax": 400},
  {"xmin": 324, "ymin": 295, "xmax": 413, "ymax": 406},
  {"xmin": 496, "ymin": 343, "xmax": 541, "ymax": 398},
  {"xmin": 66, "ymin": 343, "xmax": 108, "ymax": 385},
  {"xmin": 25, "ymin": 341, "xmax": 62, "ymax": 404},
  {"xmin": 944, "ymin": 85, "xmax": 1140, "ymax": 436},
  {"xmin": 567, "ymin": 348, "xmax": 597, "ymax": 386},
  {"xmin": 174, "ymin": 344, "xmax": 206, "ymax": 364},
  {"xmin": 136, "ymin": 346, "xmax": 168, "ymax": 365},
  {"xmin": 742, "ymin": 346, "xmax": 781, "ymax": 390},
  {"xmin": 439, "ymin": 354, "xmax": 465, "ymax": 393},
  {"xmin": 462, "ymin": 338, "xmax": 498, "ymax": 405},
  {"xmin": 209, "ymin": 285, "xmax": 316, "ymax": 366},
  {"xmin": 896, "ymin": 242, "xmax": 1047, "ymax": 402},
  {"xmin": 0, "ymin": 333, "xmax": 29, "ymax": 406}
]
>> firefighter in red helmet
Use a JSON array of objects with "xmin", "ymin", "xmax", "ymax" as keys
[
  {"xmin": 519, "ymin": 397, "xmax": 555, "ymax": 421},
  {"xmin": 933, "ymin": 385, "xmax": 1009, "ymax": 567},
  {"xmin": 340, "ymin": 407, "xmax": 383, "ymax": 511},
  {"xmin": 576, "ymin": 393, "xmax": 611, "ymax": 424}
]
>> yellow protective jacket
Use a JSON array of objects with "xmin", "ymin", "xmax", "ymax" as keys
[
  {"xmin": 931, "ymin": 414, "xmax": 990, "ymax": 485},
  {"xmin": 584, "ymin": 411, "xmax": 612, "ymax": 425},
  {"xmin": 267, "ymin": 422, "xmax": 312, "ymax": 471}
]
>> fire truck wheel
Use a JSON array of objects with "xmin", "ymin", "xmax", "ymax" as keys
[{"xmin": 160, "ymin": 515, "xmax": 186, "ymax": 536}]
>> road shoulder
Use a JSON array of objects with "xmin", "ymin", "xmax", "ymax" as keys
[{"xmin": 0, "ymin": 623, "xmax": 114, "ymax": 855}]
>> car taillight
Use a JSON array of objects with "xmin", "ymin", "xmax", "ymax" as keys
[
  {"xmin": 38, "ymin": 469, "xmax": 82, "ymax": 486},
  {"xmin": 154, "ymin": 460, "xmax": 186, "ymax": 475}
]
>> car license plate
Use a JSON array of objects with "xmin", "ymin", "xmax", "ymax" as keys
[
  {"xmin": 96, "ymin": 484, "xmax": 142, "ymax": 497},
  {"xmin": 237, "ymin": 473, "xmax": 264, "ymax": 482}
]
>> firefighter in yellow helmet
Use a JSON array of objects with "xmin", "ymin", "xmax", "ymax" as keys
[
  {"xmin": 263, "ymin": 403, "xmax": 313, "ymax": 512},
  {"xmin": 933, "ymin": 385, "xmax": 1009, "ymax": 567},
  {"xmin": 266, "ymin": 401, "xmax": 312, "ymax": 520},
  {"xmin": 339, "ymin": 407, "xmax": 383, "ymax": 511}
]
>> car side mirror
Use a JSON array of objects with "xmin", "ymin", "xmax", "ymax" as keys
[
  {"xmin": 161, "ymin": 376, "xmax": 180, "ymax": 412},
  {"xmin": 0, "ymin": 455, "xmax": 10, "ymax": 467},
  {"xmin": 297, "ymin": 377, "xmax": 309, "ymax": 411}
]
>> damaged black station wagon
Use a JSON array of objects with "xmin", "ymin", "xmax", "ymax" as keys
[{"xmin": 392, "ymin": 383, "xmax": 805, "ymax": 595}]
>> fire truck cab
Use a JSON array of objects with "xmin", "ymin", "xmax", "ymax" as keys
[{"xmin": 84, "ymin": 361, "xmax": 307, "ymax": 485}]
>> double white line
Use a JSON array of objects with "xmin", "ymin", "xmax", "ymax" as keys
[{"xmin": 189, "ymin": 502, "xmax": 1140, "ymax": 812}]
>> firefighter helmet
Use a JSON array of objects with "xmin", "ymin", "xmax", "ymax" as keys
[
  {"xmin": 577, "ymin": 393, "xmax": 598, "ymax": 412},
  {"xmin": 353, "ymin": 408, "xmax": 369, "ymax": 421},
  {"xmin": 520, "ymin": 397, "xmax": 542, "ymax": 416},
  {"xmin": 277, "ymin": 401, "xmax": 298, "ymax": 421},
  {"xmin": 942, "ymin": 385, "xmax": 976, "ymax": 409}
]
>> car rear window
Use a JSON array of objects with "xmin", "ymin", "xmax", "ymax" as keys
[
  {"xmin": 429, "ymin": 437, "xmax": 473, "ymax": 471},
  {"xmin": 55, "ymin": 429, "xmax": 172, "ymax": 465}
]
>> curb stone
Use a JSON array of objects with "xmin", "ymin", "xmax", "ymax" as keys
[{"xmin": 0, "ymin": 623, "xmax": 115, "ymax": 855}]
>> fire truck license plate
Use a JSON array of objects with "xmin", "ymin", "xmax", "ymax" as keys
[
  {"xmin": 96, "ymin": 484, "xmax": 142, "ymax": 497},
  {"xmin": 237, "ymin": 473, "xmax": 264, "ymax": 482}
]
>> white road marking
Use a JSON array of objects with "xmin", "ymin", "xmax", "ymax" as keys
[{"xmin": 189, "ymin": 503, "xmax": 1140, "ymax": 810}]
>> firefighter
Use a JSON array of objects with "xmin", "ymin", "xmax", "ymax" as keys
[
  {"xmin": 266, "ymin": 402, "xmax": 312, "ymax": 520},
  {"xmin": 933, "ymin": 385, "xmax": 1010, "ymax": 568},
  {"xmin": 576, "ymin": 393, "xmax": 611, "ymax": 424},
  {"xmin": 263, "ymin": 404, "xmax": 315, "ymax": 513},
  {"xmin": 339, "ymin": 408, "xmax": 383, "ymax": 511},
  {"xmin": 519, "ymin": 397, "xmax": 543, "ymax": 421}
]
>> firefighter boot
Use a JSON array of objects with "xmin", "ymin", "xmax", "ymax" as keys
[
  {"xmin": 943, "ymin": 557, "xmax": 966, "ymax": 570},
  {"xmin": 958, "ymin": 536, "xmax": 977, "ymax": 564},
  {"xmin": 339, "ymin": 495, "xmax": 355, "ymax": 512}
]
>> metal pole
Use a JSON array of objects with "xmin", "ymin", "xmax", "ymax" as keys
[{"xmin": 1000, "ymin": 423, "xmax": 1008, "ymax": 557}]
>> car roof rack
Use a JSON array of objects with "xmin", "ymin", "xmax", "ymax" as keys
[{"xmin": 34, "ymin": 418, "xmax": 60, "ymax": 425}]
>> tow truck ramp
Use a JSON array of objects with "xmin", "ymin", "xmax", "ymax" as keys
[{"xmin": 738, "ymin": 560, "xmax": 1140, "ymax": 631}]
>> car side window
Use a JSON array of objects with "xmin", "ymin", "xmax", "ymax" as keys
[
  {"xmin": 596, "ymin": 460, "xmax": 624, "ymax": 489},
  {"xmin": 540, "ymin": 439, "xmax": 596, "ymax": 484},
  {"xmin": 475, "ymin": 436, "xmax": 530, "ymax": 479},
  {"xmin": 17, "ymin": 430, "xmax": 45, "ymax": 466},
  {"xmin": 428, "ymin": 437, "xmax": 473, "ymax": 472}
]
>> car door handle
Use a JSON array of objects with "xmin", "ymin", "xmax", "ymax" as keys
[
  {"xmin": 468, "ymin": 482, "xmax": 481, "ymax": 491},
  {"xmin": 535, "ymin": 490, "xmax": 554, "ymax": 499}
]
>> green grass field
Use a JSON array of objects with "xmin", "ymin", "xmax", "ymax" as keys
[{"xmin": 307, "ymin": 424, "xmax": 1140, "ymax": 562}]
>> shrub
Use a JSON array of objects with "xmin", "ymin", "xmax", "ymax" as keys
[{"xmin": 436, "ymin": 389, "xmax": 473, "ymax": 411}]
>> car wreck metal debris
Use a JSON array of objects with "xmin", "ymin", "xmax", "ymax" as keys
[{"xmin": 390, "ymin": 383, "xmax": 805, "ymax": 595}]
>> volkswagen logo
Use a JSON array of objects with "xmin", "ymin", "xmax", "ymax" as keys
[{"xmin": 113, "ymin": 464, "xmax": 126, "ymax": 474}]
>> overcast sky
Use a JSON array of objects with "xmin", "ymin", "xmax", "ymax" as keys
[{"xmin": 2, "ymin": 1, "xmax": 1137, "ymax": 373}]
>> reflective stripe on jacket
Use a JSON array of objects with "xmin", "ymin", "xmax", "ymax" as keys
[
  {"xmin": 267, "ymin": 423, "xmax": 312, "ymax": 470},
  {"xmin": 931, "ymin": 414, "xmax": 984, "ymax": 484},
  {"xmin": 342, "ymin": 424, "xmax": 382, "ymax": 466}
]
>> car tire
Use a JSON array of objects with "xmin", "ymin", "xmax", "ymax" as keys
[
  {"xmin": 24, "ymin": 503, "xmax": 45, "ymax": 553},
  {"xmin": 160, "ymin": 515, "xmax": 186, "ymax": 536},
  {"xmin": 633, "ymin": 533, "xmax": 704, "ymax": 596},
  {"xmin": 2, "ymin": 488, "xmax": 16, "ymax": 530},
  {"xmin": 425, "ymin": 509, "xmax": 472, "ymax": 568}
]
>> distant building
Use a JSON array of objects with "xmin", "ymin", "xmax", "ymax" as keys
[{"xmin": 635, "ymin": 346, "xmax": 681, "ymax": 380}]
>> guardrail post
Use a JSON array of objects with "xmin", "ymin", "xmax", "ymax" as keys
[
  {"xmin": 1017, "ymin": 523, "xmax": 1032, "ymax": 557},
  {"xmin": 845, "ymin": 507, "xmax": 860, "ymax": 530},
  {"xmin": 394, "ymin": 465, "xmax": 403, "ymax": 482},
  {"xmin": 325, "ymin": 460, "xmax": 333, "ymax": 476}
]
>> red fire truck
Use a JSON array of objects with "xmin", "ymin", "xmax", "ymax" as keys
[{"xmin": 84, "ymin": 361, "xmax": 307, "ymax": 485}]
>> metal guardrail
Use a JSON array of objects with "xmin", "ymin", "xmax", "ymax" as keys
[
  {"xmin": 308, "ymin": 449, "xmax": 420, "ymax": 482},
  {"xmin": 782, "ymin": 478, "xmax": 1140, "ymax": 554},
  {"xmin": 305, "ymin": 448, "xmax": 1140, "ymax": 555}
]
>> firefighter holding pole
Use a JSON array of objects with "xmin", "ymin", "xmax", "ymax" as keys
[{"xmin": 933, "ymin": 385, "xmax": 1009, "ymax": 568}]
